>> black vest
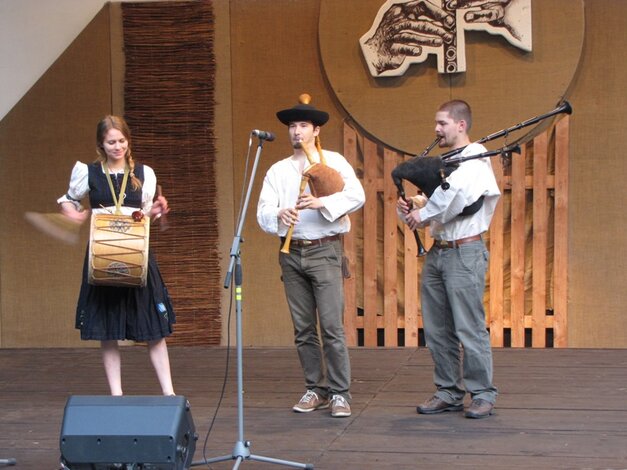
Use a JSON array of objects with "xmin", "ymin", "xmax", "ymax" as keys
[{"xmin": 88, "ymin": 162, "xmax": 144, "ymax": 209}]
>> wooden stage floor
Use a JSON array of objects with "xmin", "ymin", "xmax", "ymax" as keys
[{"xmin": 1, "ymin": 347, "xmax": 626, "ymax": 469}]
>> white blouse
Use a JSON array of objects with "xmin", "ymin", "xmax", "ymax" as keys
[{"xmin": 57, "ymin": 161, "xmax": 157, "ymax": 215}]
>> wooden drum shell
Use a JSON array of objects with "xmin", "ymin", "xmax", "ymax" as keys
[{"xmin": 88, "ymin": 213, "xmax": 150, "ymax": 287}]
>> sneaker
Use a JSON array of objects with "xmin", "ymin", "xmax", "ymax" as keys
[
  {"xmin": 416, "ymin": 395, "xmax": 464, "ymax": 414},
  {"xmin": 292, "ymin": 390, "xmax": 329, "ymax": 413},
  {"xmin": 465, "ymin": 398, "xmax": 494, "ymax": 419},
  {"xmin": 330, "ymin": 394, "xmax": 352, "ymax": 418}
]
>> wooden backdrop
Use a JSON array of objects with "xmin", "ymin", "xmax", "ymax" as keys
[
  {"xmin": 231, "ymin": 0, "xmax": 626, "ymax": 349},
  {"xmin": 343, "ymin": 115, "xmax": 570, "ymax": 348},
  {"xmin": 1, "ymin": 0, "xmax": 626, "ymax": 348}
]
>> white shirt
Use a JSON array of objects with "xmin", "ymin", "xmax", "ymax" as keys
[
  {"xmin": 419, "ymin": 143, "xmax": 501, "ymax": 241},
  {"xmin": 257, "ymin": 149, "xmax": 365, "ymax": 239},
  {"xmin": 57, "ymin": 161, "xmax": 157, "ymax": 215}
]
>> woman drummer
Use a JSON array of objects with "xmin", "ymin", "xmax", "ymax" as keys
[{"xmin": 57, "ymin": 115, "xmax": 175, "ymax": 396}]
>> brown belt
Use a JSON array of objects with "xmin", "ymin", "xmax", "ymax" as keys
[
  {"xmin": 432, "ymin": 234, "xmax": 482, "ymax": 249},
  {"xmin": 281, "ymin": 234, "xmax": 342, "ymax": 248}
]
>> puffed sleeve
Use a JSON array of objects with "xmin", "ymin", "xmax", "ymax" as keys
[
  {"xmin": 56, "ymin": 161, "xmax": 89, "ymax": 210},
  {"xmin": 141, "ymin": 165, "xmax": 157, "ymax": 214}
]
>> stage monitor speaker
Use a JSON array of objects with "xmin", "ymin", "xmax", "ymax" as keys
[{"xmin": 59, "ymin": 395, "xmax": 197, "ymax": 470}]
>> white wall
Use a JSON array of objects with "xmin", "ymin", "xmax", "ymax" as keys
[{"xmin": 0, "ymin": 0, "xmax": 165, "ymax": 120}]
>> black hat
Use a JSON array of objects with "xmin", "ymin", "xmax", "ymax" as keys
[{"xmin": 276, "ymin": 93, "xmax": 329, "ymax": 127}]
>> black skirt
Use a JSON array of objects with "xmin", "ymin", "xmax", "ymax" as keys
[{"xmin": 75, "ymin": 250, "xmax": 176, "ymax": 342}]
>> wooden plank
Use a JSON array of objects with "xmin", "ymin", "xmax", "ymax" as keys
[
  {"xmin": 510, "ymin": 144, "xmax": 527, "ymax": 347},
  {"xmin": 532, "ymin": 132, "xmax": 549, "ymax": 347},
  {"xmin": 553, "ymin": 116, "xmax": 570, "ymax": 347},
  {"xmin": 489, "ymin": 155, "xmax": 505, "ymax": 346},
  {"xmin": 363, "ymin": 138, "xmax": 379, "ymax": 346},
  {"xmin": 350, "ymin": 314, "xmax": 553, "ymax": 329},
  {"xmin": 343, "ymin": 124, "xmax": 359, "ymax": 346},
  {"xmin": 504, "ymin": 174, "xmax": 555, "ymax": 189},
  {"xmin": 402, "ymin": 156, "xmax": 420, "ymax": 346},
  {"xmin": 3, "ymin": 348, "xmax": 627, "ymax": 469},
  {"xmin": 383, "ymin": 148, "xmax": 399, "ymax": 346}
]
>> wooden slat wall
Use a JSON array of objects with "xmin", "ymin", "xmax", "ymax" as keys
[
  {"xmin": 510, "ymin": 144, "xmax": 527, "ymax": 347},
  {"xmin": 343, "ymin": 125, "xmax": 359, "ymax": 347},
  {"xmin": 383, "ymin": 148, "xmax": 399, "ymax": 347},
  {"xmin": 489, "ymin": 156, "xmax": 505, "ymax": 346},
  {"xmin": 343, "ymin": 115, "xmax": 570, "ymax": 348},
  {"xmin": 362, "ymin": 139, "xmax": 379, "ymax": 347},
  {"xmin": 402, "ymin": 154, "xmax": 421, "ymax": 347},
  {"xmin": 553, "ymin": 118, "xmax": 570, "ymax": 347},
  {"xmin": 532, "ymin": 133, "xmax": 549, "ymax": 347}
]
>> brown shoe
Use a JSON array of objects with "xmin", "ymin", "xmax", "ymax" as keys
[
  {"xmin": 417, "ymin": 396, "xmax": 463, "ymax": 414},
  {"xmin": 292, "ymin": 390, "xmax": 329, "ymax": 413},
  {"xmin": 330, "ymin": 395, "xmax": 351, "ymax": 418},
  {"xmin": 465, "ymin": 398, "xmax": 494, "ymax": 419}
]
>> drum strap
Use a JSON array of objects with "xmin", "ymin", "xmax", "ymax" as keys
[{"xmin": 102, "ymin": 162, "xmax": 130, "ymax": 215}]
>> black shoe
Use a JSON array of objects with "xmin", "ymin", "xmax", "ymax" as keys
[
  {"xmin": 465, "ymin": 398, "xmax": 494, "ymax": 419},
  {"xmin": 417, "ymin": 396, "xmax": 463, "ymax": 414}
]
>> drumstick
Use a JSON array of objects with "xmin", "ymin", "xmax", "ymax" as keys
[
  {"xmin": 156, "ymin": 185, "xmax": 170, "ymax": 232},
  {"xmin": 24, "ymin": 212, "xmax": 81, "ymax": 245}
]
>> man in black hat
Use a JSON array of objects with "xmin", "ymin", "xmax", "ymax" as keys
[{"xmin": 257, "ymin": 94, "xmax": 365, "ymax": 418}]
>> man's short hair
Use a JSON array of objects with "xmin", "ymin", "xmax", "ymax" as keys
[{"xmin": 438, "ymin": 100, "xmax": 472, "ymax": 132}]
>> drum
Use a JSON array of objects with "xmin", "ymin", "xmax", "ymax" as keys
[{"xmin": 88, "ymin": 213, "xmax": 150, "ymax": 287}]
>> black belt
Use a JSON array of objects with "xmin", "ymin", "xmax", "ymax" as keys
[
  {"xmin": 281, "ymin": 234, "xmax": 342, "ymax": 248},
  {"xmin": 432, "ymin": 234, "xmax": 482, "ymax": 249}
]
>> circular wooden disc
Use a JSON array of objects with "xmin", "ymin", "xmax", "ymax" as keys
[{"xmin": 319, "ymin": 0, "xmax": 584, "ymax": 154}]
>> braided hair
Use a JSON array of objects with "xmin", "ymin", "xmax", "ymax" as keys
[{"xmin": 95, "ymin": 115, "xmax": 142, "ymax": 191}]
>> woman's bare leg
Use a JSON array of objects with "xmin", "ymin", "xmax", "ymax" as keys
[
  {"xmin": 148, "ymin": 338, "xmax": 175, "ymax": 395},
  {"xmin": 101, "ymin": 340, "xmax": 123, "ymax": 396}
]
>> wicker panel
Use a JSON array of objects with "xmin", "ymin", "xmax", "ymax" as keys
[{"xmin": 122, "ymin": 1, "xmax": 219, "ymax": 345}]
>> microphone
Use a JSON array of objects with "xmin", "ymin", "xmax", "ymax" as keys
[{"xmin": 251, "ymin": 129, "xmax": 275, "ymax": 141}]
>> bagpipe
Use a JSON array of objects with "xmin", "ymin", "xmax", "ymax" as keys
[
  {"xmin": 392, "ymin": 100, "xmax": 573, "ymax": 256},
  {"xmin": 280, "ymin": 136, "xmax": 345, "ymax": 254}
]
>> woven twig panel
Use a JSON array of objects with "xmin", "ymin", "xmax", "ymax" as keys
[{"xmin": 122, "ymin": 1, "xmax": 220, "ymax": 345}]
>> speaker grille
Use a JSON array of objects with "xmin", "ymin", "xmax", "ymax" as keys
[{"xmin": 60, "ymin": 395, "xmax": 196, "ymax": 469}]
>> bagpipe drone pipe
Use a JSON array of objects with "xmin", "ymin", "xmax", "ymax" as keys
[{"xmin": 391, "ymin": 100, "xmax": 572, "ymax": 256}]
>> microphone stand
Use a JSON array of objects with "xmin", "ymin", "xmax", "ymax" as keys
[{"xmin": 193, "ymin": 137, "xmax": 313, "ymax": 469}]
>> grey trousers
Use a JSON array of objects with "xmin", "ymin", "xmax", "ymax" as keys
[
  {"xmin": 421, "ymin": 240, "xmax": 498, "ymax": 404},
  {"xmin": 279, "ymin": 240, "xmax": 351, "ymax": 400}
]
